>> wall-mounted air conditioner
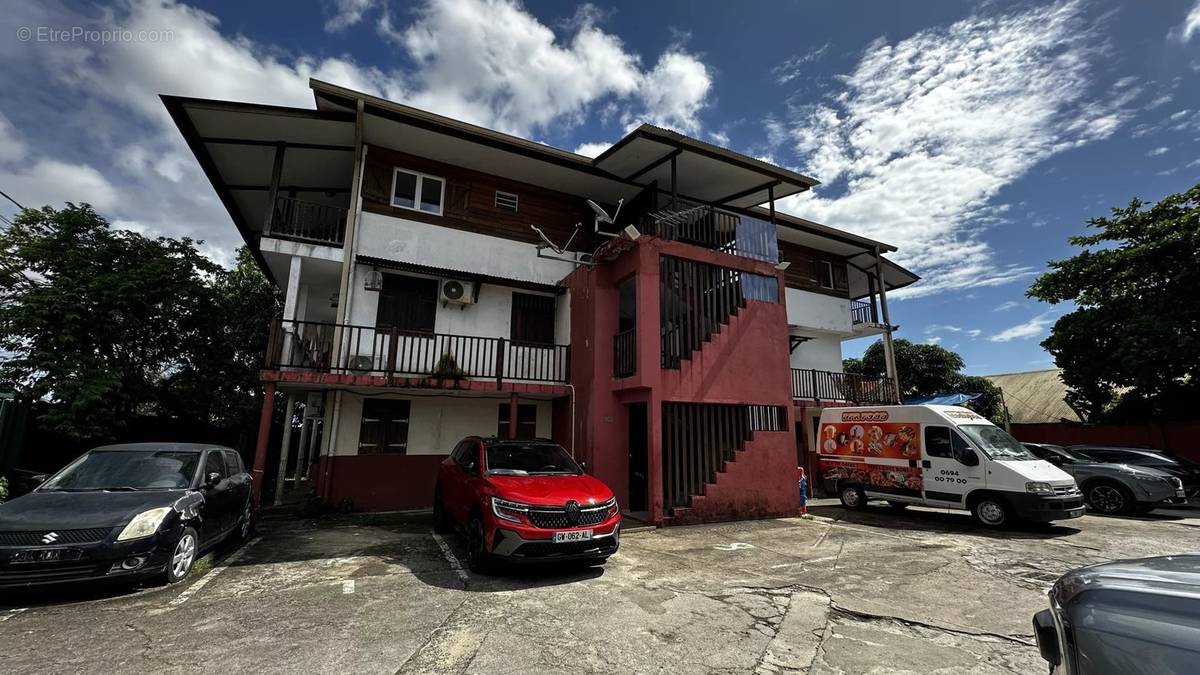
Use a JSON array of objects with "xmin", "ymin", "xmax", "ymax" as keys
[{"xmin": 440, "ymin": 279, "xmax": 476, "ymax": 306}]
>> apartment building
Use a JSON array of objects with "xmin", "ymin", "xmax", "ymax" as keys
[{"xmin": 165, "ymin": 79, "xmax": 917, "ymax": 525}]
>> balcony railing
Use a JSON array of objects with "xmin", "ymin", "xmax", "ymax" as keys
[
  {"xmin": 641, "ymin": 198, "xmax": 778, "ymax": 263},
  {"xmin": 850, "ymin": 299, "xmax": 876, "ymax": 325},
  {"xmin": 266, "ymin": 196, "xmax": 348, "ymax": 246},
  {"xmin": 613, "ymin": 328, "xmax": 636, "ymax": 377},
  {"xmin": 791, "ymin": 368, "xmax": 898, "ymax": 404},
  {"xmin": 266, "ymin": 319, "xmax": 570, "ymax": 383}
]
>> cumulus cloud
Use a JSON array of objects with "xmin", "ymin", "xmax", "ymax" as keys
[
  {"xmin": 324, "ymin": 0, "xmax": 375, "ymax": 32},
  {"xmin": 574, "ymin": 141, "xmax": 613, "ymax": 158},
  {"xmin": 1169, "ymin": 0, "xmax": 1200, "ymax": 42},
  {"xmin": 774, "ymin": 1, "xmax": 1132, "ymax": 299},
  {"xmin": 988, "ymin": 313, "xmax": 1055, "ymax": 342}
]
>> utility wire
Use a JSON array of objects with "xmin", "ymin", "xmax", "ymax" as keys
[{"xmin": 0, "ymin": 189, "xmax": 24, "ymax": 211}]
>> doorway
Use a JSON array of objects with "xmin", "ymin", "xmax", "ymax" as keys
[{"xmin": 627, "ymin": 402, "xmax": 648, "ymax": 513}]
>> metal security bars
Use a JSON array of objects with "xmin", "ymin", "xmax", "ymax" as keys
[
  {"xmin": 659, "ymin": 256, "xmax": 754, "ymax": 369},
  {"xmin": 640, "ymin": 198, "xmax": 778, "ymax": 263},
  {"xmin": 850, "ymin": 299, "xmax": 876, "ymax": 325},
  {"xmin": 661, "ymin": 402, "xmax": 788, "ymax": 513},
  {"xmin": 266, "ymin": 318, "xmax": 570, "ymax": 383},
  {"xmin": 613, "ymin": 328, "xmax": 637, "ymax": 377},
  {"xmin": 790, "ymin": 368, "xmax": 898, "ymax": 404}
]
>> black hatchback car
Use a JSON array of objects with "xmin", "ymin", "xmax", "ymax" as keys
[{"xmin": 0, "ymin": 443, "xmax": 254, "ymax": 589}]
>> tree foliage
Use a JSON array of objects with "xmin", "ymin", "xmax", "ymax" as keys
[
  {"xmin": 845, "ymin": 339, "xmax": 1004, "ymax": 423},
  {"xmin": 1028, "ymin": 182, "xmax": 1200, "ymax": 422},
  {"xmin": 0, "ymin": 204, "xmax": 279, "ymax": 441}
]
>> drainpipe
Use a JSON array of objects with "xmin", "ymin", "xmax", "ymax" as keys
[
  {"xmin": 251, "ymin": 381, "xmax": 276, "ymax": 506},
  {"xmin": 874, "ymin": 248, "xmax": 902, "ymax": 404}
]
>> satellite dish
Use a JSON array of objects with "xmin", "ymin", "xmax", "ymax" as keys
[
  {"xmin": 532, "ymin": 223, "xmax": 579, "ymax": 254},
  {"xmin": 587, "ymin": 198, "xmax": 624, "ymax": 225}
]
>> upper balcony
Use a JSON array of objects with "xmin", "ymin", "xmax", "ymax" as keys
[{"xmin": 265, "ymin": 195, "xmax": 348, "ymax": 247}]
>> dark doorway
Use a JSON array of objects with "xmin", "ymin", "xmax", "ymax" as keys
[{"xmin": 627, "ymin": 402, "xmax": 648, "ymax": 512}]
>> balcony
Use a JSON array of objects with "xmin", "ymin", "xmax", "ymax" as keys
[
  {"xmin": 850, "ymin": 299, "xmax": 877, "ymax": 325},
  {"xmin": 265, "ymin": 196, "xmax": 348, "ymax": 247},
  {"xmin": 266, "ymin": 319, "xmax": 570, "ymax": 384},
  {"xmin": 640, "ymin": 198, "xmax": 778, "ymax": 263},
  {"xmin": 613, "ymin": 328, "xmax": 636, "ymax": 377},
  {"xmin": 791, "ymin": 368, "xmax": 897, "ymax": 405}
]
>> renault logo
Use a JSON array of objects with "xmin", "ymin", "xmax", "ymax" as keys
[
  {"xmin": 42, "ymin": 532, "xmax": 60, "ymax": 544},
  {"xmin": 564, "ymin": 500, "xmax": 581, "ymax": 525}
]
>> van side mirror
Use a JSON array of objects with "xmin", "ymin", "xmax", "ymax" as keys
[{"xmin": 959, "ymin": 449, "xmax": 979, "ymax": 467}]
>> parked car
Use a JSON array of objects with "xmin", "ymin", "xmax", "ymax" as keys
[
  {"xmin": 1023, "ymin": 443, "xmax": 1186, "ymax": 515},
  {"xmin": 1033, "ymin": 554, "xmax": 1200, "ymax": 674},
  {"xmin": 433, "ymin": 437, "xmax": 620, "ymax": 572},
  {"xmin": 0, "ymin": 443, "xmax": 254, "ymax": 589},
  {"xmin": 1070, "ymin": 445, "xmax": 1200, "ymax": 499}
]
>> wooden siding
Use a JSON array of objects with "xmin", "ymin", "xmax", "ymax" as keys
[
  {"xmin": 777, "ymin": 240, "xmax": 849, "ymax": 298},
  {"xmin": 361, "ymin": 144, "xmax": 595, "ymax": 252}
]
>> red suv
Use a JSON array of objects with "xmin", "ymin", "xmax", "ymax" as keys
[{"xmin": 432, "ymin": 437, "xmax": 620, "ymax": 572}]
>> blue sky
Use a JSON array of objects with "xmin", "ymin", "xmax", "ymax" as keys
[{"xmin": 1, "ymin": 0, "xmax": 1198, "ymax": 375}]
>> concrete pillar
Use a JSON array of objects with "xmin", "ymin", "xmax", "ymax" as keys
[
  {"xmin": 875, "ymin": 249, "xmax": 902, "ymax": 403},
  {"xmin": 302, "ymin": 418, "xmax": 320, "ymax": 479},
  {"xmin": 294, "ymin": 417, "xmax": 311, "ymax": 482},
  {"xmin": 274, "ymin": 393, "xmax": 298, "ymax": 506},
  {"xmin": 252, "ymin": 381, "xmax": 276, "ymax": 505},
  {"xmin": 508, "ymin": 392, "xmax": 519, "ymax": 439},
  {"xmin": 281, "ymin": 256, "xmax": 302, "ymax": 365}
]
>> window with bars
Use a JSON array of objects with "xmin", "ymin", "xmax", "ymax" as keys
[
  {"xmin": 494, "ymin": 190, "xmax": 518, "ymax": 212},
  {"xmin": 510, "ymin": 292, "xmax": 556, "ymax": 344},
  {"xmin": 358, "ymin": 399, "xmax": 411, "ymax": 454}
]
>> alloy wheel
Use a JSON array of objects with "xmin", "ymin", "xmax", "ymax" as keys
[
  {"xmin": 1089, "ymin": 485, "xmax": 1125, "ymax": 513},
  {"xmin": 239, "ymin": 504, "xmax": 252, "ymax": 539},
  {"xmin": 172, "ymin": 532, "xmax": 196, "ymax": 579}
]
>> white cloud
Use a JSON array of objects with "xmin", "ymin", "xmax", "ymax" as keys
[
  {"xmin": 1148, "ymin": 146, "xmax": 1169, "ymax": 156},
  {"xmin": 988, "ymin": 313, "xmax": 1055, "ymax": 342},
  {"xmin": 924, "ymin": 324, "xmax": 962, "ymax": 334},
  {"xmin": 574, "ymin": 141, "xmax": 613, "ymax": 158},
  {"xmin": 0, "ymin": 112, "xmax": 27, "ymax": 164},
  {"xmin": 926, "ymin": 336, "xmax": 943, "ymax": 345},
  {"xmin": 993, "ymin": 300, "xmax": 1021, "ymax": 312},
  {"xmin": 1, "ymin": 159, "xmax": 120, "ymax": 212},
  {"xmin": 1169, "ymin": 0, "xmax": 1200, "ymax": 42},
  {"xmin": 774, "ymin": 1, "xmax": 1131, "ymax": 299},
  {"xmin": 1145, "ymin": 94, "xmax": 1174, "ymax": 111},
  {"xmin": 324, "ymin": 0, "xmax": 375, "ymax": 32},
  {"xmin": 967, "ymin": 329, "xmax": 982, "ymax": 338},
  {"xmin": 772, "ymin": 43, "xmax": 831, "ymax": 84}
]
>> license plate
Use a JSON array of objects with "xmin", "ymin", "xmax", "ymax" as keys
[
  {"xmin": 1177, "ymin": 490, "xmax": 1187, "ymax": 498},
  {"xmin": 11, "ymin": 548, "xmax": 82, "ymax": 564},
  {"xmin": 552, "ymin": 530, "xmax": 593, "ymax": 543}
]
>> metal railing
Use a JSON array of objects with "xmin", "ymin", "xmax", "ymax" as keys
[
  {"xmin": 791, "ymin": 368, "xmax": 898, "ymax": 404},
  {"xmin": 266, "ymin": 196, "xmax": 348, "ymax": 246},
  {"xmin": 641, "ymin": 198, "xmax": 778, "ymax": 263},
  {"xmin": 613, "ymin": 328, "xmax": 636, "ymax": 377},
  {"xmin": 266, "ymin": 319, "xmax": 570, "ymax": 383},
  {"xmin": 850, "ymin": 299, "xmax": 876, "ymax": 325}
]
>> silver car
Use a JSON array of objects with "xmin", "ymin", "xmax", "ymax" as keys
[{"xmin": 1024, "ymin": 443, "xmax": 1185, "ymax": 515}]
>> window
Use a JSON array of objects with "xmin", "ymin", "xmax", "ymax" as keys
[
  {"xmin": 391, "ymin": 168, "xmax": 445, "ymax": 216},
  {"xmin": 359, "ymin": 399, "xmax": 411, "ymax": 454},
  {"xmin": 511, "ymin": 292, "xmax": 556, "ymax": 344},
  {"xmin": 816, "ymin": 260, "xmax": 834, "ymax": 289},
  {"xmin": 203, "ymin": 451, "xmax": 226, "ymax": 482},
  {"xmin": 495, "ymin": 190, "xmax": 518, "ymax": 212},
  {"xmin": 451, "ymin": 439, "xmax": 479, "ymax": 467},
  {"xmin": 377, "ymin": 273, "xmax": 439, "ymax": 332},
  {"xmin": 924, "ymin": 426, "xmax": 972, "ymax": 460},
  {"xmin": 222, "ymin": 450, "xmax": 242, "ymax": 476},
  {"xmin": 497, "ymin": 403, "xmax": 538, "ymax": 440}
]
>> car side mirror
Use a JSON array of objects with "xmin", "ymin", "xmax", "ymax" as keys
[
  {"xmin": 463, "ymin": 460, "xmax": 478, "ymax": 476},
  {"xmin": 1045, "ymin": 455, "xmax": 1063, "ymax": 466},
  {"xmin": 204, "ymin": 472, "xmax": 221, "ymax": 487},
  {"xmin": 959, "ymin": 449, "xmax": 979, "ymax": 467},
  {"xmin": 579, "ymin": 461, "xmax": 588, "ymax": 473}
]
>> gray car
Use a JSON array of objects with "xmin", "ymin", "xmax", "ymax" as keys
[
  {"xmin": 1024, "ymin": 443, "xmax": 1185, "ymax": 515},
  {"xmin": 1033, "ymin": 554, "xmax": 1200, "ymax": 674}
]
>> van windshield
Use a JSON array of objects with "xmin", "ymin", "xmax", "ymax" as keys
[{"xmin": 958, "ymin": 425, "xmax": 1036, "ymax": 461}]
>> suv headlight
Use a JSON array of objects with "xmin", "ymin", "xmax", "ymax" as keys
[
  {"xmin": 116, "ymin": 507, "xmax": 172, "ymax": 541},
  {"xmin": 1026, "ymin": 482, "xmax": 1054, "ymax": 495},
  {"xmin": 606, "ymin": 498, "xmax": 619, "ymax": 519},
  {"xmin": 491, "ymin": 497, "xmax": 528, "ymax": 524}
]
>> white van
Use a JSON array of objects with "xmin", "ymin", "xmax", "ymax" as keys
[{"xmin": 817, "ymin": 405, "xmax": 1085, "ymax": 527}]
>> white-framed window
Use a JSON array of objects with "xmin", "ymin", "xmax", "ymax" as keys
[
  {"xmin": 817, "ymin": 260, "xmax": 834, "ymax": 289},
  {"xmin": 495, "ymin": 190, "xmax": 518, "ymax": 212},
  {"xmin": 390, "ymin": 168, "xmax": 445, "ymax": 216}
]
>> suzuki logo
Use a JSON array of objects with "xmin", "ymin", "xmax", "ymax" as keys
[
  {"xmin": 41, "ymin": 532, "xmax": 60, "ymax": 544},
  {"xmin": 564, "ymin": 500, "xmax": 581, "ymax": 526}
]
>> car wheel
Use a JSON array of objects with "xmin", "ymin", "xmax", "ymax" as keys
[
  {"xmin": 165, "ymin": 526, "xmax": 199, "ymax": 584},
  {"xmin": 235, "ymin": 500, "xmax": 255, "ymax": 543},
  {"xmin": 839, "ymin": 484, "xmax": 867, "ymax": 510},
  {"xmin": 432, "ymin": 485, "xmax": 453, "ymax": 534},
  {"xmin": 465, "ymin": 513, "xmax": 492, "ymax": 574},
  {"xmin": 971, "ymin": 496, "xmax": 1010, "ymax": 528},
  {"xmin": 1086, "ymin": 482, "xmax": 1133, "ymax": 515},
  {"xmin": 886, "ymin": 501, "xmax": 910, "ymax": 510}
]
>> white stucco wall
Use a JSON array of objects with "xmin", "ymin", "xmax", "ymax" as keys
[
  {"xmin": 785, "ymin": 288, "xmax": 852, "ymax": 335},
  {"xmin": 788, "ymin": 335, "xmax": 844, "ymax": 373},
  {"xmin": 332, "ymin": 393, "xmax": 552, "ymax": 456}
]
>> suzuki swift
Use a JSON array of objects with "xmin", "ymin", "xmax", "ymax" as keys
[{"xmin": 432, "ymin": 437, "xmax": 620, "ymax": 572}]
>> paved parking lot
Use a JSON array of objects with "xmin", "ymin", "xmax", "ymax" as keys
[{"xmin": 5, "ymin": 501, "xmax": 1200, "ymax": 674}]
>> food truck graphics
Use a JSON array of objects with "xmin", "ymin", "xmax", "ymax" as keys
[{"xmin": 818, "ymin": 405, "xmax": 1085, "ymax": 527}]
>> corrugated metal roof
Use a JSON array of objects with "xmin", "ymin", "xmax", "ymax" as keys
[{"xmin": 983, "ymin": 369, "xmax": 1082, "ymax": 424}]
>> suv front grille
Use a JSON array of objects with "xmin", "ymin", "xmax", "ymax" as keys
[
  {"xmin": 1052, "ymin": 485, "xmax": 1080, "ymax": 497},
  {"xmin": 0, "ymin": 528, "xmax": 113, "ymax": 547},
  {"xmin": 526, "ymin": 500, "xmax": 614, "ymax": 529}
]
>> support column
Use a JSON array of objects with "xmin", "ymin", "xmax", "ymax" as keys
[
  {"xmin": 262, "ymin": 142, "xmax": 286, "ymax": 236},
  {"xmin": 281, "ymin": 256, "xmax": 302, "ymax": 363},
  {"xmin": 294, "ymin": 417, "xmax": 311, "ymax": 482},
  {"xmin": 874, "ymin": 249, "xmax": 902, "ymax": 403},
  {"xmin": 508, "ymin": 392, "xmax": 519, "ymax": 439},
  {"xmin": 274, "ymin": 393, "xmax": 298, "ymax": 506},
  {"xmin": 252, "ymin": 381, "xmax": 276, "ymax": 505},
  {"xmin": 303, "ymin": 414, "xmax": 321, "ymax": 480},
  {"xmin": 332, "ymin": 99, "xmax": 367, "ymax": 365}
]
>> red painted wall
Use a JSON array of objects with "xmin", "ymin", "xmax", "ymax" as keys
[
  {"xmin": 315, "ymin": 454, "xmax": 446, "ymax": 511},
  {"xmin": 1012, "ymin": 422, "xmax": 1200, "ymax": 464}
]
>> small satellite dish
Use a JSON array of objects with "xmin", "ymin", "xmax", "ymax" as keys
[
  {"xmin": 532, "ymin": 223, "xmax": 579, "ymax": 255},
  {"xmin": 587, "ymin": 198, "xmax": 624, "ymax": 225}
]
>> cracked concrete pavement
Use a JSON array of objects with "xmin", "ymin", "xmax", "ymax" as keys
[{"xmin": 4, "ymin": 501, "xmax": 1200, "ymax": 674}]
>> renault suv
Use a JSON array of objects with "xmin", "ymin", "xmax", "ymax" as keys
[{"xmin": 432, "ymin": 437, "xmax": 620, "ymax": 572}]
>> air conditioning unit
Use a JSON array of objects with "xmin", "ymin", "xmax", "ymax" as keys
[
  {"xmin": 440, "ymin": 279, "xmax": 476, "ymax": 306},
  {"xmin": 348, "ymin": 355, "xmax": 374, "ymax": 372}
]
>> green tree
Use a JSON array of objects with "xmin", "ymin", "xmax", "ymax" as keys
[
  {"xmin": 845, "ymin": 339, "xmax": 1004, "ymax": 423},
  {"xmin": 0, "ymin": 204, "xmax": 279, "ymax": 441},
  {"xmin": 1028, "ymin": 182, "xmax": 1200, "ymax": 422}
]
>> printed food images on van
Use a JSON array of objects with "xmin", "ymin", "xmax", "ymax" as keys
[{"xmin": 818, "ymin": 415, "xmax": 924, "ymax": 497}]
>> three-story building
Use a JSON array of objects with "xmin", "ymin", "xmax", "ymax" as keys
[{"xmin": 165, "ymin": 79, "xmax": 916, "ymax": 525}]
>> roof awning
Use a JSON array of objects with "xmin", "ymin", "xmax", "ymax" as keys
[{"xmin": 592, "ymin": 125, "xmax": 819, "ymax": 209}]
